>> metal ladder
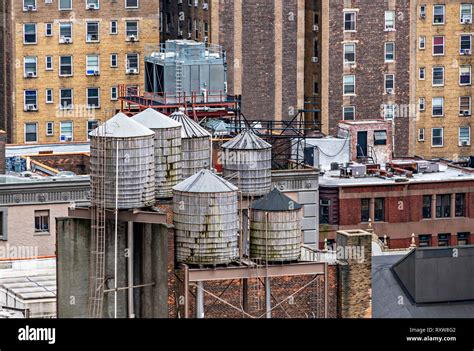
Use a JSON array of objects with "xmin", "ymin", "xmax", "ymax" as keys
[
  {"xmin": 88, "ymin": 124, "xmax": 107, "ymax": 318},
  {"xmin": 249, "ymin": 258, "xmax": 263, "ymax": 313},
  {"xmin": 175, "ymin": 61, "xmax": 184, "ymax": 96}
]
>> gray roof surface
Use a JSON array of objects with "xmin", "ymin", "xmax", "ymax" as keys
[
  {"xmin": 132, "ymin": 108, "xmax": 182, "ymax": 129},
  {"xmin": 89, "ymin": 112, "xmax": 155, "ymax": 138},
  {"xmin": 372, "ymin": 255, "xmax": 474, "ymax": 318},
  {"xmin": 173, "ymin": 169, "xmax": 237, "ymax": 193},
  {"xmin": 251, "ymin": 188, "xmax": 302, "ymax": 212},
  {"xmin": 222, "ymin": 129, "xmax": 271, "ymax": 150},
  {"xmin": 0, "ymin": 271, "xmax": 56, "ymax": 301},
  {"xmin": 169, "ymin": 111, "xmax": 211, "ymax": 139}
]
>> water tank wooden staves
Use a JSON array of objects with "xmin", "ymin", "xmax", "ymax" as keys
[
  {"xmin": 173, "ymin": 170, "xmax": 239, "ymax": 265},
  {"xmin": 89, "ymin": 112, "xmax": 155, "ymax": 209},
  {"xmin": 221, "ymin": 129, "xmax": 272, "ymax": 197},
  {"xmin": 250, "ymin": 188, "xmax": 303, "ymax": 262},
  {"xmin": 133, "ymin": 108, "xmax": 183, "ymax": 199},
  {"xmin": 169, "ymin": 109, "xmax": 212, "ymax": 179}
]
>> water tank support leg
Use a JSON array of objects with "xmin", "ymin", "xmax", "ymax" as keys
[
  {"xmin": 265, "ymin": 277, "xmax": 271, "ymax": 319},
  {"xmin": 196, "ymin": 281, "xmax": 205, "ymax": 319}
]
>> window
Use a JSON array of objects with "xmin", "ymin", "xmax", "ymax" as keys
[
  {"xmin": 45, "ymin": 56, "xmax": 53, "ymax": 70},
  {"xmin": 46, "ymin": 89, "xmax": 53, "ymax": 103},
  {"xmin": 418, "ymin": 128, "xmax": 425, "ymax": 142},
  {"xmin": 419, "ymin": 36, "xmax": 426, "ymax": 49},
  {"xmin": 419, "ymin": 235, "xmax": 432, "ymax": 247},
  {"xmin": 59, "ymin": 22, "xmax": 72, "ymax": 42},
  {"xmin": 87, "ymin": 120, "xmax": 99, "ymax": 138},
  {"xmin": 384, "ymin": 11, "xmax": 395, "ymax": 30},
  {"xmin": 419, "ymin": 97, "xmax": 426, "ymax": 111},
  {"xmin": 433, "ymin": 36, "xmax": 444, "ymax": 55},
  {"xmin": 433, "ymin": 5, "xmax": 445, "ymax": 24},
  {"xmin": 126, "ymin": 53, "xmax": 139, "ymax": 72},
  {"xmin": 86, "ymin": 88, "xmax": 100, "ymax": 108},
  {"xmin": 59, "ymin": 56, "xmax": 73, "ymax": 76},
  {"xmin": 86, "ymin": 22, "xmax": 100, "ymax": 42},
  {"xmin": 432, "ymin": 97, "xmax": 444, "ymax": 117},
  {"xmin": 343, "ymin": 43, "xmax": 355, "ymax": 64},
  {"xmin": 383, "ymin": 105, "xmax": 395, "ymax": 120},
  {"xmin": 60, "ymin": 89, "xmax": 73, "ymax": 109},
  {"xmin": 126, "ymin": 21, "xmax": 138, "ymax": 39},
  {"xmin": 460, "ymin": 66, "xmax": 471, "ymax": 85},
  {"xmin": 460, "ymin": 4, "xmax": 472, "ymax": 23},
  {"xmin": 420, "ymin": 5, "xmax": 427, "ymax": 18},
  {"xmin": 23, "ymin": 0, "xmax": 37, "ymax": 10},
  {"xmin": 419, "ymin": 67, "xmax": 426, "ymax": 80},
  {"xmin": 457, "ymin": 233, "xmax": 470, "ymax": 246},
  {"xmin": 46, "ymin": 122, "xmax": 54, "ymax": 136},
  {"xmin": 59, "ymin": 0, "xmax": 72, "ymax": 10},
  {"xmin": 436, "ymin": 194, "xmax": 451, "ymax": 218},
  {"xmin": 459, "ymin": 96, "xmax": 471, "ymax": 116},
  {"xmin": 34, "ymin": 210, "xmax": 50, "ymax": 234},
  {"xmin": 111, "ymin": 86, "xmax": 118, "ymax": 100},
  {"xmin": 24, "ymin": 23, "xmax": 37, "ymax": 44},
  {"xmin": 432, "ymin": 67, "xmax": 444, "ymax": 86},
  {"xmin": 25, "ymin": 123, "xmax": 38, "ymax": 142},
  {"xmin": 437, "ymin": 234, "xmax": 450, "ymax": 247},
  {"xmin": 459, "ymin": 127, "xmax": 471, "ymax": 146},
  {"xmin": 460, "ymin": 35, "xmax": 472, "ymax": 54},
  {"xmin": 86, "ymin": 0, "xmax": 99, "ymax": 9},
  {"xmin": 24, "ymin": 90, "xmax": 37, "ymax": 110},
  {"xmin": 319, "ymin": 200, "xmax": 330, "ymax": 225},
  {"xmin": 432, "ymin": 128, "xmax": 443, "ymax": 147},
  {"xmin": 45, "ymin": 23, "xmax": 53, "ymax": 36},
  {"xmin": 374, "ymin": 131, "xmax": 387, "ymax": 146},
  {"xmin": 344, "ymin": 11, "xmax": 356, "ymax": 31},
  {"xmin": 374, "ymin": 198, "xmax": 385, "ymax": 222},
  {"xmin": 343, "ymin": 75, "xmax": 355, "ymax": 95},
  {"xmin": 126, "ymin": 0, "xmax": 138, "ymax": 8},
  {"xmin": 60, "ymin": 121, "xmax": 73, "ymax": 141},
  {"xmin": 422, "ymin": 195, "xmax": 431, "ymax": 218},
  {"xmin": 24, "ymin": 57, "xmax": 37, "ymax": 77},
  {"xmin": 86, "ymin": 55, "xmax": 100, "ymax": 75},
  {"xmin": 455, "ymin": 194, "xmax": 465, "ymax": 217},
  {"xmin": 110, "ymin": 54, "xmax": 118, "ymax": 68},
  {"xmin": 361, "ymin": 199, "xmax": 370, "ymax": 223},
  {"xmin": 385, "ymin": 42, "xmax": 395, "ymax": 62},
  {"xmin": 343, "ymin": 106, "xmax": 355, "ymax": 120},
  {"xmin": 384, "ymin": 74, "xmax": 394, "ymax": 93},
  {"xmin": 110, "ymin": 20, "xmax": 118, "ymax": 35}
]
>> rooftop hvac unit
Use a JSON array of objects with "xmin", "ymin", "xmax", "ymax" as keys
[
  {"xmin": 25, "ymin": 104, "xmax": 37, "ymax": 111},
  {"xmin": 349, "ymin": 164, "xmax": 367, "ymax": 178},
  {"xmin": 311, "ymin": 57, "xmax": 319, "ymax": 63},
  {"xmin": 461, "ymin": 49, "xmax": 472, "ymax": 55},
  {"xmin": 417, "ymin": 161, "xmax": 439, "ymax": 174},
  {"xmin": 313, "ymin": 25, "xmax": 319, "ymax": 32},
  {"xmin": 87, "ymin": 3, "xmax": 98, "ymax": 10}
]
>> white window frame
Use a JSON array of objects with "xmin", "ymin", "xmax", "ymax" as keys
[
  {"xmin": 343, "ymin": 106, "xmax": 355, "ymax": 120},
  {"xmin": 87, "ymin": 120, "xmax": 99, "ymax": 140},
  {"xmin": 59, "ymin": 22, "xmax": 73, "ymax": 43},
  {"xmin": 24, "ymin": 123, "xmax": 38, "ymax": 143},
  {"xmin": 59, "ymin": 56, "xmax": 73, "ymax": 77},
  {"xmin": 125, "ymin": 21, "xmax": 139, "ymax": 40},
  {"xmin": 59, "ymin": 88, "xmax": 74, "ymax": 110},
  {"xmin": 383, "ymin": 104, "xmax": 395, "ymax": 120},
  {"xmin": 460, "ymin": 4, "xmax": 472, "ymax": 23},
  {"xmin": 433, "ymin": 36, "xmax": 445, "ymax": 56},
  {"xmin": 126, "ymin": 53, "xmax": 139, "ymax": 73},
  {"xmin": 384, "ymin": 74, "xmax": 395, "ymax": 93},
  {"xmin": 45, "ymin": 23, "xmax": 53, "ymax": 36},
  {"xmin": 431, "ymin": 128, "xmax": 444, "ymax": 148},
  {"xmin": 23, "ymin": 0, "xmax": 37, "ymax": 11},
  {"xmin": 459, "ymin": 65, "xmax": 472, "ymax": 86},
  {"xmin": 418, "ymin": 128, "xmax": 425, "ymax": 142},
  {"xmin": 419, "ymin": 36, "xmax": 426, "ymax": 50},
  {"xmin": 24, "ymin": 56, "xmax": 37, "ymax": 78},
  {"xmin": 343, "ymin": 43, "xmax": 356, "ymax": 64},
  {"xmin": 111, "ymin": 86, "xmax": 118, "ymax": 101},
  {"xmin": 23, "ymin": 23, "xmax": 37, "ymax": 45},
  {"xmin": 459, "ymin": 96, "xmax": 472, "ymax": 116},
  {"xmin": 432, "ymin": 97, "xmax": 444, "ymax": 117},
  {"xmin": 419, "ymin": 97, "xmax": 426, "ymax": 111},
  {"xmin": 432, "ymin": 66, "xmax": 445, "ymax": 87},
  {"xmin": 86, "ymin": 87, "xmax": 101, "ymax": 109},
  {"xmin": 110, "ymin": 53, "xmax": 118, "ymax": 68},
  {"xmin": 24, "ymin": 90, "xmax": 38, "ymax": 110},
  {"xmin": 110, "ymin": 20, "xmax": 118, "ymax": 35},
  {"xmin": 459, "ymin": 127, "xmax": 471, "ymax": 146},
  {"xmin": 86, "ymin": 55, "xmax": 100, "ymax": 75},
  {"xmin": 86, "ymin": 0, "xmax": 99, "ymax": 9},
  {"xmin": 419, "ymin": 67, "xmax": 426, "ymax": 80},
  {"xmin": 433, "ymin": 4, "xmax": 445, "ymax": 25},
  {"xmin": 60, "ymin": 121, "xmax": 74, "ymax": 142},
  {"xmin": 343, "ymin": 11, "xmax": 357, "ymax": 32},
  {"xmin": 46, "ymin": 121, "xmax": 54, "ymax": 136},
  {"xmin": 45, "ymin": 56, "xmax": 53, "ymax": 70},
  {"xmin": 125, "ymin": 0, "xmax": 139, "ymax": 9},
  {"xmin": 385, "ymin": 42, "xmax": 395, "ymax": 62},
  {"xmin": 343, "ymin": 75, "xmax": 355, "ymax": 96},
  {"xmin": 86, "ymin": 22, "xmax": 100, "ymax": 43},
  {"xmin": 59, "ymin": 0, "xmax": 72, "ymax": 11},
  {"xmin": 384, "ymin": 11, "xmax": 396, "ymax": 31},
  {"xmin": 45, "ymin": 88, "xmax": 53, "ymax": 104}
]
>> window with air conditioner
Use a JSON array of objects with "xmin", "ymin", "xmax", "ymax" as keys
[
  {"xmin": 344, "ymin": 11, "xmax": 357, "ymax": 31},
  {"xmin": 24, "ymin": 23, "xmax": 37, "ymax": 44},
  {"xmin": 460, "ymin": 4, "xmax": 472, "ymax": 23},
  {"xmin": 59, "ymin": 0, "xmax": 72, "ymax": 10},
  {"xmin": 432, "ymin": 67, "xmax": 444, "ymax": 86},
  {"xmin": 384, "ymin": 74, "xmax": 395, "ymax": 93},
  {"xmin": 60, "ymin": 89, "xmax": 73, "ymax": 109},
  {"xmin": 23, "ymin": 0, "xmax": 36, "ymax": 10},
  {"xmin": 432, "ymin": 128, "xmax": 444, "ymax": 147},
  {"xmin": 343, "ymin": 106, "xmax": 355, "ymax": 120},
  {"xmin": 459, "ymin": 127, "xmax": 471, "ymax": 146},
  {"xmin": 86, "ymin": 88, "xmax": 100, "ymax": 108},
  {"xmin": 343, "ymin": 75, "xmax": 355, "ymax": 95},
  {"xmin": 86, "ymin": 55, "xmax": 100, "ymax": 76},
  {"xmin": 419, "ymin": 36, "xmax": 426, "ymax": 50},
  {"xmin": 59, "ymin": 56, "xmax": 73, "ymax": 76},
  {"xmin": 59, "ymin": 22, "xmax": 72, "ymax": 43},
  {"xmin": 25, "ymin": 123, "xmax": 38, "ymax": 143},
  {"xmin": 24, "ymin": 57, "xmax": 37, "ymax": 77},
  {"xmin": 60, "ymin": 122, "xmax": 73, "ymax": 142},
  {"xmin": 126, "ymin": 53, "xmax": 139, "ymax": 73},
  {"xmin": 459, "ymin": 96, "xmax": 471, "ymax": 116},
  {"xmin": 24, "ymin": 90, "xmax": 38, "ymax": 111},
  {"xmin": 384, "ymin": 11, "xmax": 395, "ymax": 31},
  {"xmin": 385, "ymin": 42, "xmax": 395, "ymax": 62},
  {"xmin": 432, "ymin": 97, "xmax": 444, "ymax": 117},
  {"xmin": 460, "ymin": 35, "xmax": 472, "ymax": 55},
  {"xmin": 459, "ymin": 65, "xmax": 471, "ymax": 85},
  {"xmin": 433, "ymin": 36, "xmax": 444, "ymax": 55},
  {"xmin": 126, "ymin": 0, "xmax": 138, "ymax": 8},
  {"xmin": 126, "ymin": 21, "xmax": 139, "ymax": 40},
  {"xmin": 433, "ymin": 5, "xmax": 445, "ymax": 24},
  {"xmin": 86, "ymin": 22, "xmax": 100, "ymax": 42},
  {"xmin": 383, "ymin": 105, "xmax": 395, "ymax": 120},
  {"xmin": 86, "ymin": 0, "xmax": 99, "ymax": 9},
  {"xmin": 343, "ymin": 43, "xmax": 356, "ymax": 64}
]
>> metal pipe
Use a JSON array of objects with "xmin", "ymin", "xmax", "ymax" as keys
[
  {"xmin": 324, "ymin": 262, "xmax": 328, "ymax": 319},
  {"xmin": 127, "ymin": 221, "xmax": 134, "ymax": 318},
  {"xmin": 265, "ymin": 276, "xmax": 271, "ymax": 319},
  {"xmin": 196, "ymin": 281, "xmax": 205, "ymax": 319},
  {"xmin": 184, "ymin": 264, "xmax": 189, "ymax": 319},
  {"xmin": 114, "ymin": 139, "xmax": 119, "ymax": 319}
]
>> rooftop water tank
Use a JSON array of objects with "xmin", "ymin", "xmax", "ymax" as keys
[
  {"xmin": 89, "ymin": 112, "xmax": 155, "ymax": 209},
  {"xmin": 250, "ymin": 188, "xmax": 303, "ymax": 262},
  {"xmin": 173, "ymin": 170, "xmax": 239, "ymax": 265},
  {"xmin": 170, "ymin": 109, "xmax": 212, "ymax": 179},
  {"xmin": 221, "ymin": 129, "xmax": 272, "ymax": 197},
  {"xmin": 132, "ymin": 108, "xmax": 183, "ymax": 199}
]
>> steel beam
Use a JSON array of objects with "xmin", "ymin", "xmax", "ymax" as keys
[{"xmin": 68, "ymin": 207, "xmax": 168, "ymax": 225}]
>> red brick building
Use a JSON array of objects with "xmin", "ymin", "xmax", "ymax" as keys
[{"xmin": 319, "ymin": 162, "xmax": 474, "ymax": 249}]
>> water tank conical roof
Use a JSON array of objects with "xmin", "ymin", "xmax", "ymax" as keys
[
  {"xmin": 173, "ymin": 169, "xmax": 237, "ymax": 193},
  {"xmin": 251, "ymin": 188, "xmax": 302, "ymax": 212},
  {"xmin": 169, "ymin": 110, "xmax": 211, "ymax": 139},
  {"xmin": 90, "ymin": 112, "xmax": 155, "ymax": 138},
  {"xmin": 132, "ymin": 108, "xmax": 182, "ymax": 129},
  {"xmin": 222, "ymin": 129, "xmax": 271, "ymax": 150}
]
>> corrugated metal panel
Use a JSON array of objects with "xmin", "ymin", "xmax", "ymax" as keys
[
  {"xmin": 89, "ymin": 112, "xmax": 154, "ymax": 138},
  {"xmin": 222, "ymin": 129, "xmax": 271, "ymax": 150},
  {"xmin": 251, "ymin": 188, "xmax": 302, "ymax": 211},
  {"xmin": 169, "ymin": 110, "xmax": 211, "ymax": 139},
  {"xmin": 173, "ymin": 169, "xmax": 237, "ymax": 193}
]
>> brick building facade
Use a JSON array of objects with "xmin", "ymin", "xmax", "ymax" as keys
[{"xmin": 0, "ymin": 0, "xmax": 14, "ymax": 141}]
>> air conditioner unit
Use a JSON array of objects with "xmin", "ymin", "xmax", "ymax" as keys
[
  {"xmin": 461, "ymin": 17, "xmax": 472, "ymax": 24},
  {"xmin": 93, "ymin": 70, "xmax": 100, "ymax": 76},
  {"xmin": 420, "ymin": 13, "xmax": 426, "ymax": 19},
  {"xmin": 313, "ymin": 25, "xmax": 319, "ymax": 32},
  {"xmin": 87, "ymin": 3, "xmax": 98, "ymax": 10},
  {"xmin": 178, "ymin": 29, "xmax": 183, "ymax": 36},
  {"xmin": 26, "ymin": 71, "xmax": 36, "ymax": 78},
  {"xmin": 178, "ymin": 0, "xmax": 183, "ymax": 4},
  {"xmin": 187, "ymin": 33, "xmax": 192, "ymax": 39},
  {"xmin": 24, "ymin": 5, "xmax": 36, "ymax": 11},
  {"xmin": 461, "ymin": 141, "xmax": 469, "ymax": 146},
  {"xmin": 461, "ymin": 49, "xmax": 472, "ymax": 55},
  {"xmin": 386, "ymin": 88, "xmax": 394, "ymax": 94},
  {"xmin": 127, "ymin": 68, "xmax": 138, "ymax": 74},
  {"xmin": 60, "ymin": 135, "xmax": 73, "ymax": 142},
  {"xmin": 311, "ymin": 57, "xmax": 319, "ymax": 63},
  {"xmin": 461, "ymin": 110, "xmax": 471, "ymax": 116},
  {"xmin": 203, "ymin": 3, "xmax": 208, "ymax": 10},
  {"xmin": 60, "ymin": 36, "xmax": 72, "ymax": 44},
  {"xmin": 25, "ymin": 104, "xmax": 37, "ymax": 111},
  {"xmin": 128, "ymin": 34, "xmax": 137, "ymax": 41},
  {"xmin": 204, "ymin": 36, "xmax": 208, "ymax": 42}
]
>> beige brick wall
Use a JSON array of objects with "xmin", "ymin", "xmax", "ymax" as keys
[
  {"xmin": 415, "ymin": 1, "xmax": 474, "ymax": 159},
  {"xmin": 12, "ymin": 1, "xmax": 160, "ymax": 144}
]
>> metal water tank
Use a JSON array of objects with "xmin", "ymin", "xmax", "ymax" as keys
[
  {"xmin": 132, "ymin": 108, "xmax": 183, "ymax": 199},
  {"xmin": 89, "ymin": 112, "xmax": 155, "ymax": 209},
  {"xmin": 173, "ymin": 170, "xmax": 239, "ymax": 265},
  {"xmin": 250, "ymin": 188, "xmax": 303, "ymax": 262},
  {"xmin": 221, "ymin": 129, "xmax": 272, "ymax": 196},
  {"xmin": 170, "ymin": 109, "xmax": 212, "ymax": 179}
]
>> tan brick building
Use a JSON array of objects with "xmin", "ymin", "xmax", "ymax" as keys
[
  {"xmin": 415, "ymin": 1, "xmax": 473, "ymax": 159},
  {"xmin": 12, "ymin": 0, "xmax": 160, "ymax": 144}
]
